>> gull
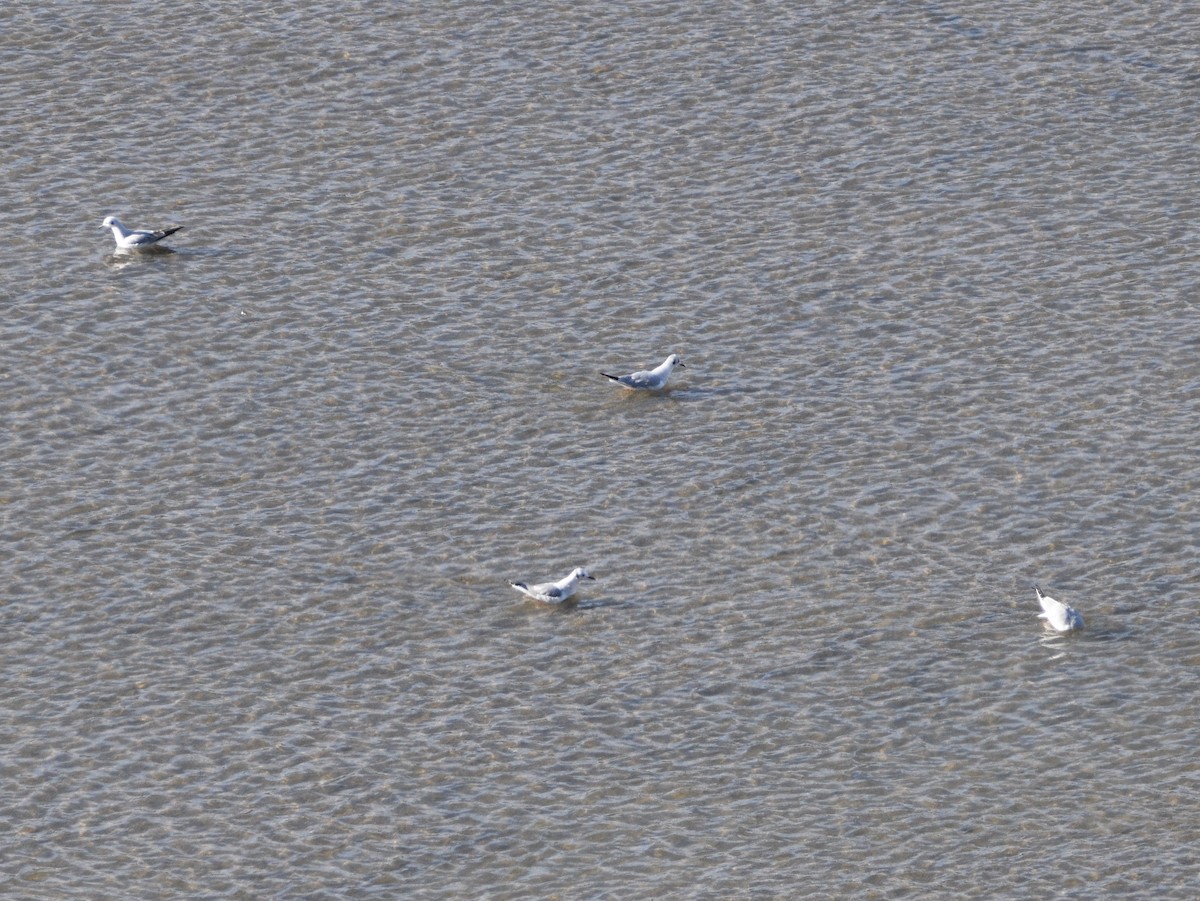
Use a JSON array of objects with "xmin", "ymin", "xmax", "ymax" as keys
[
  {"xmin": 102, "ymin": 215, "xmax": 184, "ymax": 251},
  {"xmin": 601, "ymin": 354, "xmax": 685, "ymax": 390},
  {"xmin": 508, "ymin": 567, "xmax": 596, "ymax": 604},
  {"xmin": 1034, "ymin": 585, "xmax": 1084, "ymax": 633}
]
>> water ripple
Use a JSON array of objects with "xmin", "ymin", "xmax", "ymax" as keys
[{"xmin": 3, "ymin": 0, "xmax": 1200, "ymax": 897}]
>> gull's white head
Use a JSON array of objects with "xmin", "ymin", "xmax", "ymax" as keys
[
  {"xmin": 667, "ymin": 354, "xmax": 685, "ymax": 369},
  {"xmin": 572, "ymin": 568, "xmax": 596, "ymax": 582},
  {"xmin": 102, "ymin": 215, "xmax": 120, "ymax": 229}
]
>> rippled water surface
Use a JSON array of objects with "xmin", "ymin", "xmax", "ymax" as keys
[{"xmin": 3, "ymin": 2, "xmax": 1200, "ymax": 897}]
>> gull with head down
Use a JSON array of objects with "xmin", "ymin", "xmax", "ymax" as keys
[{"xmin": 1034, "ymin": 585, "xmax": 1084, "ymax": 633}]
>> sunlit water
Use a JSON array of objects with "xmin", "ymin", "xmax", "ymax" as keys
[{"xmin": 3, "ymin": 2, "xmax": 1199, "ymax": 897}]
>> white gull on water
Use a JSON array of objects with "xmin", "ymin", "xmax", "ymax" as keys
[
  {"xmin": 601, "ymin": 354, "xmax": 685, "ymax": 390},
  {"xmin": 1034, "ymin": 585, "xmax": 1085, "ymax": 633},
  {"xmin": 102, "ymin": 215, "xmax": 184, "ymax": 250},
  {"xmin": 508, "ymin": 567, "xmax": 596, "ymax": 603}
]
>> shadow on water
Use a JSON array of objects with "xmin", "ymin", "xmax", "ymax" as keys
[
  {"xmin": 103, "ymin": 246, "xmax": 178, "ymax": 270},
  {"xmin": 1037, "ymin": 621, "xmax": 1136, "ymax": 658},
  {"xmin": 513, "ymin": 596, "xmax": 638, "ymax": 614},
  {"xmin": 603, "ymin": 384, "xmax": 764, "ymax": 404},
  {"xmin": 104, "ymin": 246, "xmax": 244, "ymax": 273},
  {"xmin": 573, "ymin": 597, "xmax": 639, "ymax": 612}
]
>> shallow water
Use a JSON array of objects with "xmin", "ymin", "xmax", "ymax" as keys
[{"xmin": 3, "ymin": 1, "xmax": 1199, "ymax": 897}]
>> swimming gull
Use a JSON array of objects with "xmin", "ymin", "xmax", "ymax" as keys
[
  {"xmin": 601, "ymin": 354, "xmax": 685, "ymax": 390},
  {"xmin": 509, "ymin": 567, "xmax": 596, "ymax": 603},
  {"xmin": 102, "ymin": 215, "xmax": 184, "ymax": 250},
  {"xmin": 1034, "ymin": 585, "xmax": 1084, "ymax": 633}
]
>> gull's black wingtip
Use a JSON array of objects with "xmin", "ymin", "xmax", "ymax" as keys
[{"xmin": 600, "ymin": 372, "xmax": 620, "ymax": 381}]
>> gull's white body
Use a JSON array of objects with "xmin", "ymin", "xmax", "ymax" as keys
[
  {"xmin": 1035, "ymin": 585, "xmax": 1084, "ymax": 633},
  {"xmin": 601, "ymin": 354, "xmax": 685, "ymax": 390},
  {"xmin": 509, "ymin": 567, "xmax": 596, "ymax": 603},
  {"xmin": 102, "ymin": 215, "xmax": 184, "ymax": 250}
]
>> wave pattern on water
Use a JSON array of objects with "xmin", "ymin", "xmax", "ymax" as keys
[{"xmin": 3, "ymin": 1, "xmax": 1200, "ymax": 898}]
